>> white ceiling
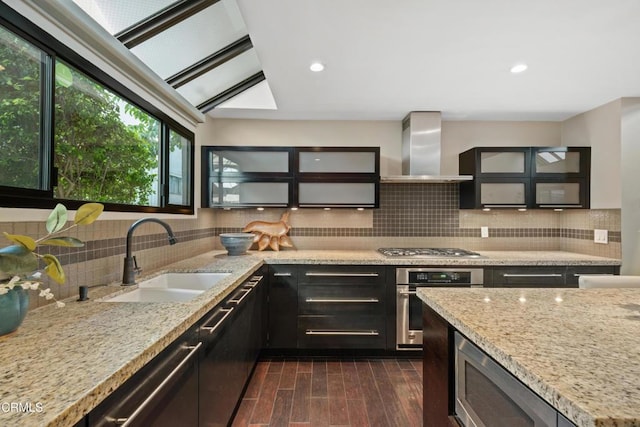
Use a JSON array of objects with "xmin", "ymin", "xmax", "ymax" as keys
[{"xmin": 209, "ymin": 0, "xmax": 640, "ymax": 122}]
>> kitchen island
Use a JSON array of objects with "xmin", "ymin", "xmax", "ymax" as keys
[
  {"xmin": 0, "ymin": 250, "xmax": 621, "ymax": 426},
  {"xmin": 418, "ymin": 287, "xmax": 640, "ymax": 427}
]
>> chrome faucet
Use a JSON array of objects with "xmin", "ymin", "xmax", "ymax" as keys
[{"xmin": 122, "ymin": 218, "xmax": 178, "ymax": 285}]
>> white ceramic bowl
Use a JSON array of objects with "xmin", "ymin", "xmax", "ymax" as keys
[{"xmin": 219, "ymin": 233, "xmax": 254, "ymax": 256}]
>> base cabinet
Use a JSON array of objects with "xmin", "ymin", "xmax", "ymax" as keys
[
  {"xmin": 487, "ymin": 266, "xmax": 618, "ymax": 288},
  {"xmin": 199, "ymin": 272, "xmax": 266, "ymax": 427},
  {"xmin": 87, "ymin": 326, "xmax": 200, "ymax": 427}
]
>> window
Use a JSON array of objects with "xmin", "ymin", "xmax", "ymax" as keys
[
  {"xmin": 0, "ymin": 25, "xmax": 47, "ymax": 192},
  {"xmin": 0, "ymin": 7, "xmax": 194, "ymax": 214}
]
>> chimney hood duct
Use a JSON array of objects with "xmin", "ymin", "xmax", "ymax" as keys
[{"xmin": 381, "ymin": 111, "xmax": 472, "ymax": 183}]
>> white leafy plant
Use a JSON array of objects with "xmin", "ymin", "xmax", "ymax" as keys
[{"xmin": 0, "ymin": 203, "xmax": 104, "ymax": 307}]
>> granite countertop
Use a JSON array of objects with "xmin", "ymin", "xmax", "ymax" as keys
[
  {"xmin": 0, "ymin": 250, "xmax": 621, "ymax": 427},
  {"xmin": 417, "ymin": 287, "xmax": 640, "ymax": 427}
]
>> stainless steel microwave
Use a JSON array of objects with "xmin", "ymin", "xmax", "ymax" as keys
[{"xmin": 454, "ymin": 332, "xmax": 574, "ymax": 427}]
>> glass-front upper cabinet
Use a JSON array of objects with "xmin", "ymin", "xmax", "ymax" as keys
[
  {"xmin": 295, "ymin": 147, "xmax": 380, "ymax": 208},
  {"xmin": 533, "ymin": 179, "xmax": 588, "ymax": 208},
  {"xmin": 202, "ymin": 146, "xmax": 293, "ymax": 207},
  {"xmin": 531, "ymin": 147, "xmax": 590, "ymax": 177},
  {"xmin": 459, "ymin": 147, "xmax": 530, "ymax": 177},
  {"xmin": 459, "ymin": 179, "xmax": 530, "ymax": 209}
]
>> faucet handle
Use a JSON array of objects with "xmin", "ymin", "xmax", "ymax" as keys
[{"xmin": 133, "ymin": 256, "xmax": 142, "ymax": 275}]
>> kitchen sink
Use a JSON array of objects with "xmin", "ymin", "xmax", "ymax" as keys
[
  {"xmin": 101, "ymin": 272, "xmax": 231, "ymax": 303},
  {"xmin": 103, "ymin": 288, "xmax": 204, "ymax": 303},
  {"xmin": 137, "ymin": 272, "xmax": 231, "ymax": 291}
]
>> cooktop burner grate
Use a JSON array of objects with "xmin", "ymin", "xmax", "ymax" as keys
[{"xmin": 378, "ymin": 248, "xmax": 482, "ymax": 258}]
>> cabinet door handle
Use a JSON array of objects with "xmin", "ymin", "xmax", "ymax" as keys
[
  {"xmin": 305, "ymin": 298, "xmax": 379, "ymax": 303},
  {"xmin": 200, "ymin": 307, "xmax": 234, "ymax": 335},
  {"xmin": 501, "ymin": 273, "xmax": 563, "ymax": 278},
  {"xmin": 273, "ymin": 272, "xmax": 292, "ymax": 277},
  {"xmin": 305, "ymin": 330, "xmax": 379, "ymax": 336},
  {"xmin": 305, "ymin": 272, "xmax": 379, "ymax": 277},
  {"xmin": 118, "ymin": 342, "xmax": 202, "ymax": 427}
]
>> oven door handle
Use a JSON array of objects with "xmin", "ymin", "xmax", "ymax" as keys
[{"xmin": 398, "ymin": 290, "xmax": 417, "ymax": 296}]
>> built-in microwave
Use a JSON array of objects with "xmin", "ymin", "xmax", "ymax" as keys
[{"xmin": 454, "ymin": 332, "xmax": 574, "ymax": 427}]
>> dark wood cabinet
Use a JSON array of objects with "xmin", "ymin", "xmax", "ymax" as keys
[
  {"xmin": 459, "ymin": 147, "xmax": 590, "ymax": 209},
  {"xmin": 88, "ymin": 325, "xmax": 200, "ymax": 427},
  {"xmin": 486, "ymin": 265, "xmax": 618, "ymax": 288},
  {"xmin": 202, "ymin": 146, "xmax": 380, "ymax": 208},
  {"xmin": 267, "ymin": 264, "xmax": 298, "ymax": 349},
  {"xmin": 199, "ymin": 272, "xmax": 266, "ymax": 427},
  {"xmin": 297, "ymin": 265, "xmax": 387, "ymax": 349},
  {"xmin": 201, "ymin": 146, "xmax": 294, "ymax": 208},
  {"xmin": 294, "ymin": 147, "xmax": 380, "ymax": 208}
]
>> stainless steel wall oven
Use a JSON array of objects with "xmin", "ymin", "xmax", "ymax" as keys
[{"xmin": 396, "ymin": 267, "xmax": 483, "ymax": 350}]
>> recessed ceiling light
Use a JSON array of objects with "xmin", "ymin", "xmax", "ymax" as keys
[
  {"xmin": 310, "ymin": 62, "xmax": 325, "ymax": 72},
  {"xmin": 510, "ymin": 63, "xmax": 528, "ymax": 74}
]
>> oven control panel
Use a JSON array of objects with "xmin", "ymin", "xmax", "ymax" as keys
[{"xmin": 396, "ymin": 268, "xmax": 484, "ymax": 285}]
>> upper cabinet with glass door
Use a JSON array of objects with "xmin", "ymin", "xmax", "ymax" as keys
[
  {"xmin": 202, "ymin": 146, "xmax": 293, "ymax": 208},
  {"xmin": 294, "ymin": 147, "xmax": 380, "ymax": 208},
  {"xmin": 459, "ymin": 147, "xmax": 530, "ymax": 177},
  {"xmin": 459, "ymin": 146, "xmax": 591, "ymax": 209},
  {"xmin": 531, "ymin": 147, "xmax": 590, "ymax": 209}
]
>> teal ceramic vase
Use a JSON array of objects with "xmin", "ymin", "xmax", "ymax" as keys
[{"xmin": 0, "ymin": 287, "xmax": 29, "ymax": 337}]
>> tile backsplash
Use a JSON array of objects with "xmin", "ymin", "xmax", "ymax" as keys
[{"xmin": 1, "ymin": 183, "xmax": 621, "ymax": 310}]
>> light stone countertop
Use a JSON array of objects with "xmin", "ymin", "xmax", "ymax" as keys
[
  {"xmin": 417, "ymin": 287, "xmax": 640, "ymax": 427},
  {"xmin": 0, "ymin": 250, "xmax": 621, "ymax": 427}
]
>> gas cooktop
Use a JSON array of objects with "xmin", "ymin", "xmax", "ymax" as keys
[{"xmin": 378, "ymin": 248, "xmax": 482, "ymax": 258}]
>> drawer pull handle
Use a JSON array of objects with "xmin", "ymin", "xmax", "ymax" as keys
[
  {"xmin": 502, "ymin": 274, "xmax": 563, "ymax": 278},
  {"xmin": 273, "ymin": 272, "xmax": 292, "ymax": 277},
  {"xmin": 573, "ymin": 273, "xmax": 613, "ymax": 277},
  {"xmin": 305, "ymin": 329, "xmax": 379, "ymax": 336},
  {"xmin": 539, "ymin": 205, "xmax": 583, "ymax": 208},
  {"xmin": 116, "ymin": 342, "xmax": 202, "ymax": 426},
  {"xmin": 200, "ymin": 308, "xmax": 234, "ymax": 335},
  {"xmin": 305, "ymin": 298, "xmax": 379, "ymax": 303},
  {"xmin": 483, "ymin": 204, "xmax": 527, "ymax": 208},
  {"xmin": 305, "ymin": 272, "xmax": 379, "ymax": 277},
  {"xmin": 229, "ymin": 288, "xmax": 251, "ymax": 304}
]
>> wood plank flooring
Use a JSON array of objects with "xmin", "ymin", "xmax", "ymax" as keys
[{"xmin": 232, "ymin": 358, "xmax": 423, "ymax": 427}]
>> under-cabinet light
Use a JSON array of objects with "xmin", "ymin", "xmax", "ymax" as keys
[{"xmin": 257, "ymin": 207, "xmax": 264, "ymax": 211}]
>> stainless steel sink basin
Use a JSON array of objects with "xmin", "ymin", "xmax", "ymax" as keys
[
  {"xmin": 138, "ymin": 272, "xmax": 231, "ymax": 291},
  {"xmin": 103, "ymin": 288, "xmax": 203, "ymax": 303},
  {"xmin": 101, "ymin": 272, "xmax": 231, "ymax": 303}
]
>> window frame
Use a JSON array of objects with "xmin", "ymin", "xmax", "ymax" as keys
[{"xmin": 0, "ymin": 3, "xmax": 195, "ymax": 215}]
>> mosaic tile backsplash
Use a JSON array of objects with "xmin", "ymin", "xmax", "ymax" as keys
[{"xmin": 1, "ymin": 183, "xmax": 621, "ymax": 310}]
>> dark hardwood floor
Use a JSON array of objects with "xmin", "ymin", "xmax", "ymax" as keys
[{"xmin": 232, "ymin": 358, "xmax": 423, "ymax": 427}]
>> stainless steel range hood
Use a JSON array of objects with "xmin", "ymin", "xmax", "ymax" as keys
[{"xmin": 381, "ymin": 111, "xmax": 472, "ymax": 183}]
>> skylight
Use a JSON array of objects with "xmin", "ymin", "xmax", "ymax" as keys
[{"xmin": 71, "ymin": 0, "xmax": 276, "ymax": 112}]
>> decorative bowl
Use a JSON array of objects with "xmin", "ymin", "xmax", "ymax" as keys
[{"xmin": 219, "ymin": 233, "xmax": 254, "ymax": 256}]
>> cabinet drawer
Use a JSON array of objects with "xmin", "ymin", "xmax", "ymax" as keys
[
  {"xmin": 565, "ymin": 266, "xmax": 618, "ymax": 287},
  {"xmin": 298, "ymin": 284, "xmax": 384, "ymax": 315},
  {"xmin": 491, "ymin": 267, "xmax": 566, "ymax": 287},
  {"xmin": 298, "ymin": 315, "xmax": 386, "ymax": 349},
  {"xmin": 299, "ymin": 265, "xmax": 385, "ymax": 286}
]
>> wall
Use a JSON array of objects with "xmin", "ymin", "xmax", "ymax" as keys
[
  {"xmin": 620, "ymin": 98, "xmax": 640, "ymax": 274},
  {"xmin": 561, "ymin": 99, "xmax": 622, "ymax": 209},
  {"xmin": 210, "ymin": 184, "xmax": 621, "ymax": 258}
]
